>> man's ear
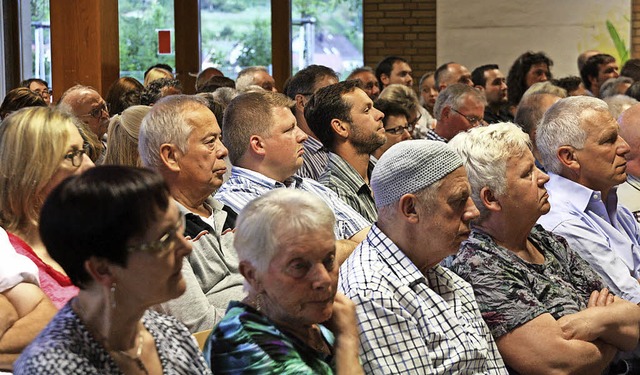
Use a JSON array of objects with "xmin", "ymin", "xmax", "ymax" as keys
[
  {"xmin": 295, "ymin": 94, "xmax": 307, "ymax": 111},
  {"xmin": 239, "ymin": 260, "xmax": 263, "ymax": 293},
  {"xmin": 441, "ymin": 106, "xmax": 452, "ymax": 120},
  {"xmin": 330, "ymin": 118, "xmax": 349, "ymax": 140},
  {"xmin": 84, "ymin": 256, "xmax": 115, "ymax": 288},
  {"xmin": 160, "ymin": 143, "xmax": 180, "ymax": 172},
  {"xmin": 480, "ymin": 186, "xmax": 501, "ymax": 212},
  {"xmin": 380, "ymin": 73, "xmax": 390, "ymax": 87},
  {"xmin": 474, "ymin": 85, "xmax": 486, "ymax": 92},
  {"xmin": 557, "ymin": 145, "xmax": 580, "ymax": 172},
  {"xmin": 398, "ymin": 194, "xmax": 420, "ymax": 224},
  {"xmin": 249, "ymin": 135, "xmax": 266, "ymax": 157}
]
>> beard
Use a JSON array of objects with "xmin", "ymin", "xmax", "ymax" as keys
[{"xmin": 351, "ymin": 125, "xmax": 387, "ymax": 155}]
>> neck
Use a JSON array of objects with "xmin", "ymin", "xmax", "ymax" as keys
[
  {"xmin": 474, "ymin": 216, "xmax": 542, "ymax": 263},
  {"xmin": 74, "ymin": 289, "xmax": 145, "ymax": 351},
  {"xmin": 170, "ymin": 185, "xmax": 212, "ymax": 217},
  {"xmin": 432, "ymin": 122, "xmax": 451, "ymax": 141},
  {"xmin": 333, "ymin": 146, "xmax": 371, "ymax": 182}
]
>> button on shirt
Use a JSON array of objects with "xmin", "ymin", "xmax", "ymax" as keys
[
  {"xmin": 537, "ymin": 172, "xmax": 640, "ymax": 303},
  {"xmin": 215, "ymin": 167, "xmax": 371, "ymax": 240},
  {"xmin": 297, "ymin": 137, "xmax": 329, "ymax": 180},
  {"xmin": 319, "ymin": 152, "xmax": 377, "ymax": 223},
  {"xmin": 339, "ymin": 225, "xmax": 507, "ymax": 374}
]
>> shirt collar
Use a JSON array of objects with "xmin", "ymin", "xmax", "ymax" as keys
[{"xmin": 230, "ymin": 166, "xmax": 303, "ymax": 189}]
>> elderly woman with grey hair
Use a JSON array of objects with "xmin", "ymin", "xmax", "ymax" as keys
[
  {"xmin": 448, "ymin": 122, "xmax": 640, "ymax": 375},
  {"xmin": 205, "ymin": 189, "xmax": 363, "ymax": 375}
]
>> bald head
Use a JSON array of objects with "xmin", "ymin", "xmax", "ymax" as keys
[
  {"xmin": 435, "ymin": 62, "xmax": 473, "ymax": 90},
  {"xmin": 619, "ymin": 104, "xmax": 640, "ymax": 177},
  {"xmin": 577, "ymin": 50, "xmax": 600, "ymax": 72}
]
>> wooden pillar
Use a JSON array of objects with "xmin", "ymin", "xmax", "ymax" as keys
[
  {"xmin": 271, "ymin": 0, "xmax": 292, "ymax": 91},
  {"xmin": 174, "ymin": 0, "xmax": 200, "ymax": 94},
  {"xmin": 50, "ymin": 0, "xmax": 119, "ymax": 99}
]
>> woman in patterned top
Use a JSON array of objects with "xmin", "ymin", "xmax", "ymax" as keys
[
  {"xmin": 14, "ymin": 166, "xmax": 211, "ymax": 375},
  {"xmin": 448, "ymin": 122, "xmax": 640, "ymax": 375},
  {"xmin": 206, "ymin": 189, "xmax": 363, "ymax": 374}
]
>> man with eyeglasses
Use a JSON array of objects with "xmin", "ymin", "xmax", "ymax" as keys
[
  {"xmin": 371, "ymin": 99, "xmax": 412, "ymax": 163},
  {"xmin": 20, "ymin": 78, "xmax": 52, "ymax": 104},
  {"xmin": 285, "ymin": 65, "xmax": 340, "ymax": 180},
  {"xmin": 426, "ymin": 83, "xmax": 487, "ymax": 143},
  {"xmin": 306, "ymin": 81, "xmax": 386, "ymax": 223},
  {"xmin": 347, "ymin": 66, "xmax": 381, "ymax": 101},
  {"xmin": 58, "ymin": 85, "xmax": 110, "ymax": 163}
]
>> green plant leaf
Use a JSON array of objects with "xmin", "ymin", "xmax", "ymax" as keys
[{"xmin": 606, "ymin": 20, "xmax": 630, "ymax": 65}]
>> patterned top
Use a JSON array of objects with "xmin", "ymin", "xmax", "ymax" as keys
[
  {"xmin": 450, "ymin": 225, "xmax": 606, "ymax": 338},
  {"xmin": 338, "ymin": 225, "xmax": 507, "ymax": 375},
  {"xmin": 298, "ymin": 137, "xmax": 329, "ymax": 180},
  {"xmin": 9, "ymin": 232, "xmax": 78, "ymax": 309},
  {"xmin": 537, "ymin": 172, "xmax": 640, "ymax": 303},
  {"xmin": 425, "ymin": 128, "xmax": 448, "ymax": 142},
  {"xmin": 318, "ymin": 152, "xmax": 377, "ymax": 222},
  {"xmin": 215, "ymin": 167, "xmax": 370, "ymax": 240},
  {"xmin": 14, "ymin": 302, "xmax": 212, "ymax": 374},
  {"xmin": 205, "ymin": 301, "xmax": 335, "ymax": 374}
]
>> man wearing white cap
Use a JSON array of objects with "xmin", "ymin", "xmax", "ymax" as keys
[{"xmin": 338, "ymin": 140, "xmax": 507, "ymax": 374}]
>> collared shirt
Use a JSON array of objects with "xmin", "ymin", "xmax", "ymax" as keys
[
  {"xmin": 319, "ymin": 152, "xmax": 377, "ymax": 222},
  {"xmin": 155, "ymin": 197, "xmax": 245, "ymax": 332},
  {"xmin": 483, "ymin": 107, "xmax": 513, "ymax": 125},
  {"xmin": 451, "ymin": 225, "xmax": 605, "ymax": 339},
  {"xmin": 537, "ymin": 172, "xmax": 640, "ymax": 303},
  {"xmin": 425, "ymin": 128, "xmax": 448, "ymax": 143},
  {"xmin": 617, "ymin": 175, "xmax": 640, "ymax": 223},
  {"xmin": 215, "ymin": 167, "xmax": 370, "ymax": 239},
  {"xmin": 338, "ymin": 225, "xmax": 507, "ymax": 375},
  {"xmin": 297, "ymin": 137, "xmax": 329, "ymax": 180}
]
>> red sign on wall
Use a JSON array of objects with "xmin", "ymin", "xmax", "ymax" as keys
[{"xmin": 158, "ymin": 29, "xmax": 172, "ymax": 55}]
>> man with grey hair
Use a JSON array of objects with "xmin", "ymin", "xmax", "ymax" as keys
[
  {"xmin": 434, "ymin": 62, "xmax": 474, "ymax": 91},
  {"xmin": 339, "ymin": 140, "xmax": 507, "ymax": 374},
  {"xmin": 600, "ymin": 76, "xmax": 633, "ymax": 99},
  {"xmin": 346, "ymin": 66, "xmax": 380, "ymax": 100},
  {"xmin": 58, "ymin": 85, "xmax": 109, "ymax": 162},
  {"xmin": 236, "ymin": 66, "xmax": 277, "ymax": 92},
  {"xmin": 426, "ymin": 83, "xmax": 486, "ymax": 142},
  {"xmin": 536, "ymin": 96, "xmax": 640, "ymax": 303},
  {"xmin": 514, "ymin": 92, "xmax": 563, "ymax": 165},
  {"xmin": 138, "ymin": 94, "xmax": 244, "ymax": 332},
  {"xmin": 215, "ymin": 90, "xmax": 370, "ymax": 263},
  {"xmin": 618, "ymin": 103, "xmax": 640, "ymax": 223}
]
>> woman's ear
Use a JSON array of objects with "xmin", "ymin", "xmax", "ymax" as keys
[
  {"xmin": 84, "ymin": 256, "xmax": 116, "ymax": 287},
  {"xmin": 480, "ymin": 186, "xmax": 501, "ymax": 212},
  {"xmin": 239, "ymin": 260, "xmax": 263, "ymax": 293}
]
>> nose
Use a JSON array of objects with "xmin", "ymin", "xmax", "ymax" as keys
[
  {"xmin": 537, "ymin": 168, "xmax": 550, "ymax": 185},
  {"xmin": 374, "ymin": 107, "xmax": 384, "ymax": 121},
  {"xmin": 540, "ymin": 73, "xmax": 548, "ymax": 82},
  {"xmin": 407, "ymin": 77, "xmax": 414, "ymax": 87},
  {"xmin": 618, "ymin": 136, "xmax": 631, "ymax": 155},
  {"xmin": 296, "ymin": 126, "xmax": 308, "ymax": 143},
  {"xmin": 310, "ymin": 263, "xmax": 332, "ymax": 290},
  {"xmin": 80, "ymin": 153, "xmax": 95, "ymax": 171},
  {"xmin": 463, "ymin": 197, "xmax": 480, "ymax": 222},
  {"xmin": 371, "ymin": 85, "xmax": 380, "ymax": 96},
  {"xmin": 401, "ymin": 128, "xmax": 412, "ymax": 140},
  {"xmin": 217, "ymin": 139, "xmax": 229, "ymax": 158},
  {"xmin": 175, "ymin": 231, "xmax": 193, "ymax": 257}
]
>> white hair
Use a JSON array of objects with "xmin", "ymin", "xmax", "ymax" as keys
[
  {"xmin": 603, "ymin": 94, "xmax": 638, "ymax": 120},
  {"xmin": 449, "ymin": 122, "xmax": 531, "ymax": 222},
  {"xmin": 433, "ymin": 84, "xmax": 486, "ymax": 120},
  {"xmin": 234, "ymin": 189, "xmax": 335, "ymax": 273},
  {"xmin": 536, "ymin": 96, "xmax": 608, "ymax": 174}
]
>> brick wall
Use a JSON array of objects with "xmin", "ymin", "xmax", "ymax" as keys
[
  {"xmin": 362, "ymin": 0, "xmax": 437, "ymax": 84},
  {"xmin": 633, "ymin": 0, "xmax": 640, "ymax": 58}
]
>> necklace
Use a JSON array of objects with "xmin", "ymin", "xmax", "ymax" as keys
[{"xmin": 114, "ymin": 331, "xmax": 148, "ymax": 375}]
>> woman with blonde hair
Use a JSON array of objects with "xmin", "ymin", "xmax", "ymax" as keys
[
  {"xmin": 103, "ymin": 105, "xmax": 151, "ymax": 167},
  {"xmin": 143, "ymin": 67, "xmax": 173, "ymax": 87},
  {"xmin": 0, "ymin": 107, "xmax": 94, "ymax": 308}
]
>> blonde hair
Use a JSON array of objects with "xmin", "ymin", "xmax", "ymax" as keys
[
  {"xmin": 0, "ymin": 107, "xmax": 78, "ymax": 231},
  {"xmin": 104, "ymin": 105, "xmax": 152, "ymax": 167},
  {"xmin": 144, "ymin": 67, "xmax": 173, "ymax": 87}
]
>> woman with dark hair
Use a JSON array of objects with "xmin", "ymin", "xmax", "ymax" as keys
[
  {"xmin": 15, "ymin": 166, "xmax": 212, "ymax": 375},
  {"xmin": 507, "ymin": 51, "xmax": 554, "ymax": 109},
  {"xmin": 0, "ymin": 87, "xmax": 47, "ymax": 119},
  {"xmin": 105, "ymin": 77, "xmax": 144, "ymax": 117}
]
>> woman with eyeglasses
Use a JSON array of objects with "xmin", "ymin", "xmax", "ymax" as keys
[
  {"xmin": 14, "ymin": 166, "xmax": 212, "ymax": 375},
  {"xmin": 0, "ymin": 107, "xmax": 94, "ymax": 308}
]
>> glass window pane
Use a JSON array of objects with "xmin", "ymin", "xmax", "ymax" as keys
[
  {"xmin": 200, "ymin": 0, "xmax": 272, "ymax": 78},
  {"xmin": 26, "ymin": 0, "xmax": 52, "ymax": 87}
]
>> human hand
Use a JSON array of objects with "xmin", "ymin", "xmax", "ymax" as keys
[
  {"xmin": 587, "ymin": 288, "xmax": 615, "ymax": 308},
  {"xmin": 325, "ymin": 293, "xmax": 359, "ymax": 340}
]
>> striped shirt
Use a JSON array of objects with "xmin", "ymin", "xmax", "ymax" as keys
[
  {"xmin": 319, "ymin": 152, "xmax": 377, "ymax": 222},
  {"xmin": 215, "ymin": 167, "xmax": 371, "ymax": 239},
  {"xmin": 339, "ymin": 225, "xmax": 508, "ymax": 375},
  {"xmin": 425, "ymin": 128, "xmax": 448, "ymax": 142},
  {"xmin": 297, "ymin": 137, "xmax": 329, "ymax": 180}
]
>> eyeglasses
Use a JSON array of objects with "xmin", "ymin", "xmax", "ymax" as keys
[
  {"xmin": 64, "ymin": 149, "xmax": 87, "ymax": 167},
  {"xmin": 80, "ymin": 103, "xmax": 109, "ymax": 119},
  {"xmin": 450, "ymin": 107, "xmax": 487, "ymax": 127},
  {"xmin": 408, "ymin": 113, "xmax": 422, "ymax": 128},
  {"xmin": 127, "ymin": 212, "xmax": 186, "ymax": 254},
  {"xmin": 385, "ymin": 123, "xmax": 414, "ymax": 135}
]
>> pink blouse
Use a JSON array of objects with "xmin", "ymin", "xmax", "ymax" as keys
[{"xmin": 8, "ymin": 232, "xmax": 78, "ymax": 309}]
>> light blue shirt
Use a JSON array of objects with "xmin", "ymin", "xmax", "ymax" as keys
[
  {"xmin": 214, "ymin": 166, "xmax": 370, "ymax": 240},
  {"xmin": 537, "ymin": 172, "xmax": 640, "ymax": 303}
]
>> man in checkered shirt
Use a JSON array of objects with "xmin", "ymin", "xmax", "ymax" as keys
[{"xmin": 338, "ymin": 140, "xmax": 508, "ymax": 374}]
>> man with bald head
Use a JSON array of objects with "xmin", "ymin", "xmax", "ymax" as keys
[
  {"xmin": 236, "ymin": 66, "xmax": 277, "ymax": 92},
  {"xmin": 434, "ymin": 62, "xmax": 473, "ymax": 91},
  {"xmin": 618, "ymin": 104, "xmax": 640, "ymax": 222}
]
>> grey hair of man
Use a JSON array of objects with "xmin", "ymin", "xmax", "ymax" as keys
[
  {"xmin": 599, "ymin": 76, "xmax": 634, "ymax": 99},
  {"xmin": 234, "ymin": 189, "xmax": 335, "ymax": 273},
  {"xmin": 138, "ymin": 94, "xmax": 209, "ymax": 170},
  {"xmin": 236, "ymin": 66, "xmax": 270, "ymax": 91},
  {"xmin": 603, "ymin": 94, "xmax": 638, "ymax": 120},
  {"xmin": 346, "ymin": 66, "xmax": 375, "ymax": 81},
  {"xmin": 449, "ymin": 122, "xmax": 532, "ymax": 222},
  {"xmin": 514, "ymin": 92, "xmax": 561, "ymax": 136},
  {"xmin": 522, "ymin": 81, "xmax": 567, "ymax": 99},
  {"xmin": 536, "ymin": 96, "xmax": 608, "ymax": 174},
  {"xmin": 433, "ymin": 83, "xmax": 486, "ymax": 121}
]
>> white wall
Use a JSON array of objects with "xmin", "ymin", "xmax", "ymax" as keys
[{"xmin": 437, "ymin": 0, "xmax": 631, "ymax": 78}]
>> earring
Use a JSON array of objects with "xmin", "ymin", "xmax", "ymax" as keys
[
  {"xmin": 110, "ymin": 283, "xmax": 117, "ymax": 310},
  {"xmin": 255, "ymin": 293, "xmax": 263, "ymax": 312}
]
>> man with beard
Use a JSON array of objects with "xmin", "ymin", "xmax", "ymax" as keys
[
  {"xmin": 306, "ymin": 81, "xmax": 386, "ymax": 222},
  {"xmin": 472, "ymin": 64, "xmax": 513, "ymax": 123}
]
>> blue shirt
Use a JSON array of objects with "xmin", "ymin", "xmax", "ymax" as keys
[
  {"xmin": 214, "ymin": 167, "xmax": 371, "ymax": 240},
  {"xmin": 537, "ymin": 172, "xmax": 640, "ymax": 303}
]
